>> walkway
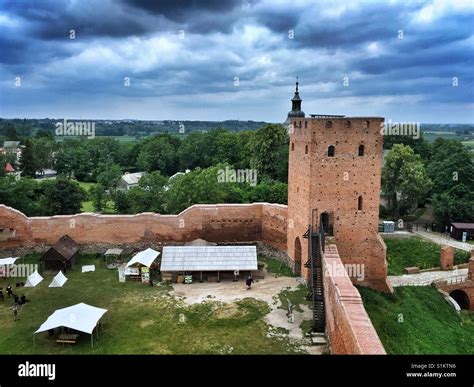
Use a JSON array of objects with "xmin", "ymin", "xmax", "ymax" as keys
[
  {"xmin": 413, "ymin": 230, "xmax": 473, "ymax": 252},
  {"xmin": 388, "ymin": 268, "xmax": 468, "ymax": 287}
]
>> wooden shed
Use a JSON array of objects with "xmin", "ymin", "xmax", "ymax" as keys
[{"xmin": 41, "ymin": 235, "xmax": 79, "ymax": 272}]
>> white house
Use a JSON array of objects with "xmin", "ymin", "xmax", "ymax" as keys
[{"xmin": 119, "ymin": 172, "xmax": 146, "ymax": 191}]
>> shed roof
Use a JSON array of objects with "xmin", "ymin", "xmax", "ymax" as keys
[
  {"xmin": 451, "ymin": 222, "xmax": 474, "ymax": 230},
  {"xmin": 44, "ymin": 235, "xmax": 79, "ymax": 261},
  {"xmin": 160, "ymin": 246, "xmax": 257, "ymax": 272}
]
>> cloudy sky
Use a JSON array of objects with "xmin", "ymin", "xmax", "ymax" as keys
[{"xmin": 0, "ymin": 0, "xmax": 473, "ymax": 122}]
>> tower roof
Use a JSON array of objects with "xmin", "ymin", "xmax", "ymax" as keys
[{"xmin": 288, "ymin": 78, "xmax": 305, "ymax": 118}]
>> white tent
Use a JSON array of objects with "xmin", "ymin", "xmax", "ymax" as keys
[
  {"xmin": 82, "ymin": 265, "xmax": 95, "ymax": 273},
  {"xmin": 48, "ymin": 271, "xmax": 68, "ymax": 288},
  {"xmin": 0, "ymin": 257, "xmax": 18, "ymax": 266},
  {"xmin": 126, "ymin": 248, "xmax": 160, "ymax": 268},
  {"xmin": 34, "ymin": 303, "xmax": 108, "ymax": 348},
  {"xmin": 24, "ymin": 270, "xmax": 44, "ymax": 287},
  {"xmin": 104, "ymin": 248, "xmax": 123, "ymax": 256}
]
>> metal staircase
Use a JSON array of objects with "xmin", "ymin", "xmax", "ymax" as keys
[{"xmin": 303, "ymin": 218, "xmax": 326, "ymax": 333}]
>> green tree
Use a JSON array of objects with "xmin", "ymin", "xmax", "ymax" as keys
[
  {"xmin": 427, "ymin": 139, "xmax": 474, "ymax": 224},
  {"xmin": 250, "ymin": 124, "xmax": 288, "ymax": 182},
  {"xmin": 40, "ymin": 178, "xmax": 85, "ymax": 215},
  {"xmin": 164, "ymin": 164, "xmax": 241, "ymax": 214},
  {"xmin": 0, "ymin": 176, "xmax": 44, "ymax": 216},
  {"xmin": 127, "ymin": 171, "xmax": 168, "ymax": 213},
  {"xmin": 19, "ymin": 139, "xmax": 37, "ymax": 177},
  {"xmin": 382, "ymin": 144, "xmax": 432, "ymax": 217},
  {"xmin": 112, "ymin": 190, "xmax": 131, "ymax": 213},
  {"xmin": 91, "ymin": 183, "xmax": 106, "ymax": 212},
  {"xmin": 96, "ymin": 160, "xmax": 122, "ymax": 191},
  {"xmin": 136, "ymin": 134, "xmax": 180, "ymax": 175}
]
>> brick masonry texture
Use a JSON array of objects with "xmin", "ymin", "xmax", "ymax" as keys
[
  {"xmin": 0, "ymin": 203, "xmax": 287, "ymax": 249},
  {"xmin": 323, "ymin": 244, "xmax": 386, "ymax": 354},
  {"xmin": 440, "ymin": 245, "xmax": 454, "ymax": 270},
  {"xmin": 287, "ymin": 117, "xmax": 393, "ymax": 292}
]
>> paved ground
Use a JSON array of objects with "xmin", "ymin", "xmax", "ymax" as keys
[
  {"xmin": 170, "ymin": 274, "xmax": 326, "ymax": 354},
  {"xmin": 388, "ymin": 268, "xmax": 468, "ymax": 287},
  {"xmin": 414, "ymin": 230, "xmax": 473, "ymax": 252}
]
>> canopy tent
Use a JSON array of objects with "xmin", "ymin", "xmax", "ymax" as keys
[
  {"xmin": 0, "ymin": 257, "xmax": 18, "ymax": 266},
  {"xmin": 82, "ymin": 265, "xmax": 95, "ymax": 273},
  {"xmin": 104, "ymin": 248, "xmax": 123, "ymax": 256},
  {"xmin": 104, "ymin": 248, "xmax": 124, "ymax": 269},
  {"xmin": 24, "ymin": 270, "xmax": 44, "ymax": 287},
  {"xmin": 48, "ymin": 271, "xmax": 68, "ymax": 288},
  {"xmin": 34, "ymin": 303, "xmax": 108, "ymax": 348},
  {"xmin": 126, "ymin": 248, "xmax": 160, "ymax": 268}
]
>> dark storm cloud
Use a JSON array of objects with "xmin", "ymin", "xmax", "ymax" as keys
[
  {"xmin": 0, "ymin": 0, "xmax": 472, "ymax": 122},
  {"xmin": 123, "ymin": 0, "xmax": 241, "ymax": 18}
]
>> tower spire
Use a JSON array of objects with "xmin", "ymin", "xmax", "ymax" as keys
[{"xmin": 287, "ymin": 77, "xmax": 305, "ymax": 118}]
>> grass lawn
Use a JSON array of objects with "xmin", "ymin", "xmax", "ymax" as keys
[
  {"xmin": 359, "ymin": 286, "xmax": 474, "ymax": 354},
  {"xmin": 0, "ymin": 255, "xmax": 300, "ymax": 354},
  {"xmin": 383, "ymin": 237, "xmax": 470, "ymax": 275},
  {"xmin": 258, "ymin": 255, "xmax": 295, "ymax": 277},
  {"xmin": 78, "ymin": 181, "xmax": 117, "ymax": 214}
]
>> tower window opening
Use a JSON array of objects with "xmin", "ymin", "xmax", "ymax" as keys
[
  {"xmin": 291, "ymin": 142, "xmax": 294, "ymax": 151},
  {"xmin": 305, "ymin": 145, "xmax": 308, "ymax": 154},
  {"xmin": 304, "ymin": 121, "xmax": 308, "ymax": 128},
  {"xmin": 358, "ymin": 144, "xmax": 365, "ymax": 156},
  {"xmin": 344, "ymin": 120, "xmax": 351, "ymax": 129},
  {"xmin": 325, "ymin": 121, "xmax": 333, "ymax": 129},
  {"xmin": 328, "ymin": 145, "xmax": 335, "ymax": 157},
  {"xmin": 358, "ymin": 196, "xmax": 363, "ymax": 211},
  {"xmin": 364, "ymin": 120, "xmax": 370, "ymax": 129}
]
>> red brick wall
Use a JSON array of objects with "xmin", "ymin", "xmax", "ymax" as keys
[
  {"xmin": 0, "ymin": 203, "xmax": 286, "ymax": 249},
  {"xmin": 287, "ymin": 117, "xmax": 392, "ymax": 292},
  {"xmin": 440, "ymin": 245, "xmax": 454, "ymax": 270},
  {"xmin": 323, "ymin": 244, "xmax": 386, "ymax": 354}
]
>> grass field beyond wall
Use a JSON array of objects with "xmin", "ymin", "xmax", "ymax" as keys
[{"xmin": 383, "ymin": 237, "xmax": 470, "ymax": 275}]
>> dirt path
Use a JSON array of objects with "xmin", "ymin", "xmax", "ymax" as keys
[
  {"xmin": 170, "ymin": 275, "xmax": 304, "ymax": 305},
  {"xmin": 388, "ymin": 268, "xmax": 468, "ymax": 287},
  {"xmin": 414, "ymin": 230, "xmax": 473, "ymax": 252},
  {"xmin": 169, "ymin": 275, "xmax": 326, "ymax": 354}
]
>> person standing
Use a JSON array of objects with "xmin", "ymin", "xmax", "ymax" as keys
[
  {"xmin": 246, "ymin": 275, "xmax": 254, "ymax": 290},
  {"xmin": 6, "ymin": 284, "xmax": 13, "ymax": 298},
  {"xmin": 13, "ymin": 301, "xmax": 20, "ymax": 321}
]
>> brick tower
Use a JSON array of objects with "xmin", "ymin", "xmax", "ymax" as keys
[{"xmin": 286, "ymin": 81, "xmax": 392, "ymax": 292}]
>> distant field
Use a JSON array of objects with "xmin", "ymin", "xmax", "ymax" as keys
[{"xmin": 55, "ymin": 135, "xmax": 140, "ymax": 143}]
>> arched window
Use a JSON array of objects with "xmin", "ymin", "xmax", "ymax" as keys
[
  {"xmin": 305, "ymin": 145, "xmax": 308, "ymax": 154},
  {"xmin": 358, "ymin": 144, "xmax": 365, "ymax": 156},
  {"xmin": 325, "ymin": 121, "xmax": 332, "ymax": 128},
  {"xmin": 304, "ymin": 121, "xmax": 308, "ymax": 128},
  {"xmin": 358, "ymin": 196, "xmax": 363, "ymax": 211},
  {"xmin": 299, "ymin": 121, "xmax": 302, "ymax": 128},
  {"xmin": 328, "ymin": 145, "xmax": 335, "ymax": 157},
  {"xmin": 291, "ymin": 142, "xmax": 294, "ymax": 151},
  {"xmin": 364, "ymin": 120, "xmax": 370, "ymax": 129}
]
